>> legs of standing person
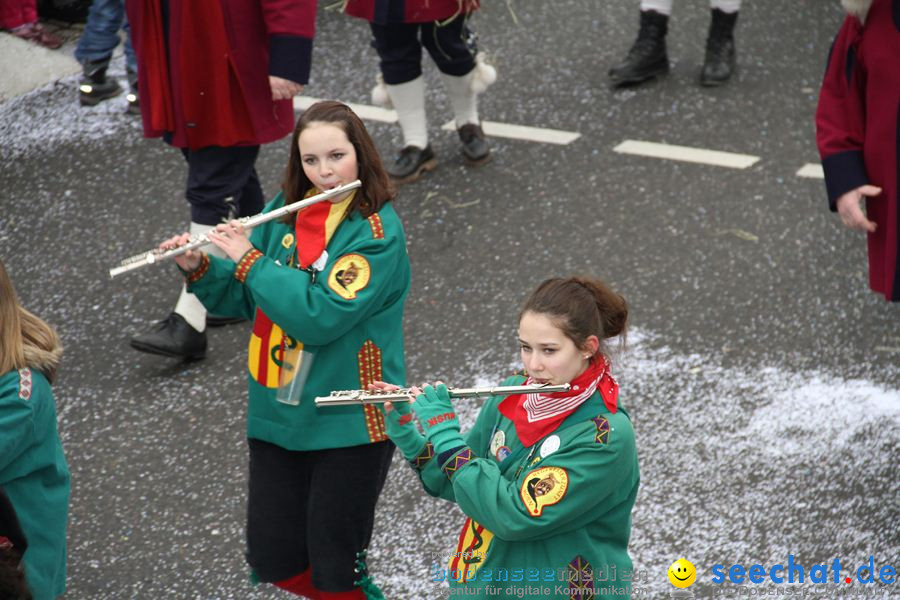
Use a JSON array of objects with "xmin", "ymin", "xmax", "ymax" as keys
[
  {"xmin": 423, "ymin": 14, "xmax": 493, "ymax": 166},
  {"xmin": 246, "ymin": 439, "xmax": 394, "ymax": 599},
  {"xmin": 130, "ymin": 145, "xmax": 262, "ymax": 360},
  {"xmin": 0, "ymin": 0, "xmax": 61, "ymax": 48},
  {"xmin": 608, "ymin": 0, "xmax": 672, "ymax": 86},
  {"xmin": 122, "ymin": 2, "xmax": 140, "ymax": 115},
  {"xmin": 701, "ymin": 0, "xmax": 740, "ymax": 86},
  {"xmin": 369, "ymin": 21, "xmax": 436, "ymax": 184},
  {"xmin": 75, "ymin": 0, "xmax": 126, "ymax": 106},
  {"xmin": 609, "ymin": 0, "xmax": 740, "ymax": 86}
]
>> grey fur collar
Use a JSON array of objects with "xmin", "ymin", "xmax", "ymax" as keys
[{"xmin": 842, "ymin": 0, "xmax": 872, "ymax": 20}]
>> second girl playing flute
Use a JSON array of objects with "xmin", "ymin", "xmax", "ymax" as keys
[
  {"xmin": 374, "ymin": 276, "xmax": 640, "ymax": 599},
  {"xmin": 161, "ymin": 101, "xmax": 409, "ymax": 599}
]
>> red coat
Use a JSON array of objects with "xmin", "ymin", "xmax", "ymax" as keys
[
  {"xmin": 126, "ymin": 0, "xmax": 316, "ymax": 150},
  {"xmin": 344, "ymin": 0, "xmax": 479, "ymax": 24},
  {"xmin": 816, "ymin": 0, "xmax": 900, "ymax": 301}
]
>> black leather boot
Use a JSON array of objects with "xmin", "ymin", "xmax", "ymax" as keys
[
  {"xmin": 608, "ymin": 10, "xmax": 670, "ymax": 86},
  {"xmin": 458, "ymin": 124, "xmax": 491, "ymax": 166},
  {"xmin": 700, "ymin": 9, "xmax": 738, "ymax": 87},
  {"xmin": 387, "ymin": 145, "xmax": 437, "ymax": 185},
  {"xmin": 79, "ymin": 57, "xmax": 122, "ymax": 106},
  {"xmin": 130, "ymin": 313, "xmax": 207, "ymax": 360}
]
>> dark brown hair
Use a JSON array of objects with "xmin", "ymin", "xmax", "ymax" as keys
[
  {"xmin": 281, "ymin": 101, "xmax": 393, "ymax": 220},
  {"xmin": 520, "ymin": 277, "xmax": 628, "ymax": 357}
]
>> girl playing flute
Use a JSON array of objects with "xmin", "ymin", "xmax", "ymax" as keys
[
  {"xmin": 374, "ymin": 277, "xmax": 640, "ymax": 599},
  {"xmin": 161, "ymin": 101, "xmax": 410, "ymax": 599}
]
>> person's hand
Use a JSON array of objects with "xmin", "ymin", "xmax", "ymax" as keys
[
  {"xmin": 160, "ymin": 232, "xmax": 203, "ymax": 272},
  {"xmin": 836, "ymin": 185, "xmax": 881, "ymax": 232},
  {"xmin": 412, "ymin": 382, "xmax": 464, "ymax": 454},
  {"xmin": 207, "ymin": 220, "xmax": 253, "ymax": 262},
  {"xmin": 369, "ymin": 381, "xmax": 426, "ymax": 460},
  {"xmin": 269, "ymin": 76, "xmax": 303, "ymax": 101}
]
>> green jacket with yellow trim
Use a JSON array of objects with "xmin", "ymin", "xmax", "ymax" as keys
[
  {"xmin": 189, "ymin": 194, "xmax": 410, "ymax": 451},
  {"xmin": 412, "ymin": 375, "xmax": 639, "ymax": 599},
  {"xmin": 0, "ymin": 368, "xmax": 70, "ymax": 600}
]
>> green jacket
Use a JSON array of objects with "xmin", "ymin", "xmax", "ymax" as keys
[
  {"xmin": 0, "ymin": 368, "xmax": 70, "ymax": 600},
  {"xmin": 412, "ymin": 375, "xmax": 639, "ymax": 599},
  {"xmin": 190, "ymin": 195, "xmax": 410, "ymax": 450}
]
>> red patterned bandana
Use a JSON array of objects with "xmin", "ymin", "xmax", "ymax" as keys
[{"xmin": 498, "ymin": 356, "xmax": 618, "ymax": 447}]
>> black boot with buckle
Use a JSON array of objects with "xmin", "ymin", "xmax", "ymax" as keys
[
  {"xmin": 458, "ymin": 123, "xmax": 491, "ymax": 166},
  {"xmin": 608, "ymin": 10, "xmax": 670, "ymax": 86},
  {"xmin": 700, "ymin": 9, "xmax": 738, "ymax": 87},
  {"xmin": 387, "ymin": 145, "xmax": 437, "ymax": 185},
  {"xmin": 79, "ymin": 56, "xmax": 122, "ymax": 106},
  {"xmin": 130, "ymin": 313, "xmax": 207, "ymax": 360}
]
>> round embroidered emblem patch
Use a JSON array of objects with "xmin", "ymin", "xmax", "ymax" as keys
[
  {"xmin": 520, "ymin": 466, "xmax": 569, "ymax": 517},
  {"xmin": 328, "ymin": 254, "xmax": 371, "ymax": 299}
]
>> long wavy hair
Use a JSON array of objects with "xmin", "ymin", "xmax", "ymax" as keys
[
  {"xmin": 0, "ymin": 259, "xmax": 62, "ymax": 383},
  {"xmin": 281, "ymin": 101, "xmax": 393, "ymax": 221}
]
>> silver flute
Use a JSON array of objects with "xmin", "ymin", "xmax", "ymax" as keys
[
  {"xmin": 108, "ymin": 180, "xmax": 362, "ymax": 279},
  {"xmin": 315, "ymin": 383, "xmax": 571, "ymax": 407}
]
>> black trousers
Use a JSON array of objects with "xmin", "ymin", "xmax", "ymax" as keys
[
  {"xmin": 179, "ymin": 145, "xmax": 264, "ymax": 226},
  {"xmin": 245, "ymin": 438, "xmax": 395, "ymax": 592},
  {"xmin": 369, "ymin": 14, "xmax": 478, "ymax": 84}
]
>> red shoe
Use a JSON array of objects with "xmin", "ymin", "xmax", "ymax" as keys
[{"xmin": 11, "ymin": 22, "xmax": 63, "ymax": 50}]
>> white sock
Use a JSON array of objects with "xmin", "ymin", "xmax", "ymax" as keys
[
  {"xmin": 173, "ymin": 221, "xmax": 225, "ymax": 332},
  {"xmin": 710, "ymin": 0, "xmax": 740, "ymax": 13},
  {"xmin": 385, "ymin": 76, "xmax": 428, "ymax": 149},
  {"xmin": 640, "ymin": 0, "xmax": 673, "ymax": 16},
  {"xmin": 439, "ymin": 70, "xmax": 479, "ymax": 129}
]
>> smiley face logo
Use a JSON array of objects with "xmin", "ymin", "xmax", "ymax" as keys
[{"xmin": 667, "ymin": 558, "xmax": 697, "ymax": 588}]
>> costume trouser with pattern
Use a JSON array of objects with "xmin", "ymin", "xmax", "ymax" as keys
[{"xmin": 369, "ymin": 15, "xmax": 481, "ymax": 146}]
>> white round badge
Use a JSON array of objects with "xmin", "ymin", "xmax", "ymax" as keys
[
  {"xmin": 540, "ymin": 435, "xmax": 561, "ymax": 458},
  {"xmin": 490, "ymin": 430, "xmax": 506, "ymax": 455}
]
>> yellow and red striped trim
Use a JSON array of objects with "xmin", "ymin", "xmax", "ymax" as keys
[
  {"xmin": 186, "ymin": 254, "xmax": 210, "ymax": 284},
  {"xmin": 367, "ymin": 213, "xmax": 384, "ymax": 239},
  {"xmin": 234, "ymin": 248, "xmax": 263, "ymax": 283},
  {"xmin": 357, "ymin": 340, "xmax": 387, "ymax": 442}
]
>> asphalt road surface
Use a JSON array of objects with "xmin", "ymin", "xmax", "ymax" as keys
[{"xmin": 0, "ymin": 1, "xmax": 897, "ymax": 598}]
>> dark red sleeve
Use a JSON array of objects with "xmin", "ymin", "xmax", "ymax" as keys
[
  {"xmin": 815, "ymin": 17, "xmax": 868, "ymax": 212},
  {"xmin": 260, "ymin": 0, "xmax": 317, "ymax": 85}
]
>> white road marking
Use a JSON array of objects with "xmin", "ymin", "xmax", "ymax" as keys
[
  {"xmin": 796, "ymin": 163, "xmax": 825, "ymax": 179},
  {"xmin": 296, "ymin": 98, "xmax": 580, "ymax": 144},
  {"xmin": 613, "ymin": 139, "xmax": 760, "ymax": 169},
  {"xmin": 294, "ymin": 96, "xmax": 398, "ymax": 123},
  {"xmin": 441, "ymin": 120, "xmax": 580, "ymax": 145},
  {"xmin": 295, "ymin": 98, "xmax": 811, "ymax": 173}
]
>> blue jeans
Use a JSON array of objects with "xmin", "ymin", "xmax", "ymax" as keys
[{"xmin": 74, "ymin": 0, "xmax": 136, "ymax": 74}]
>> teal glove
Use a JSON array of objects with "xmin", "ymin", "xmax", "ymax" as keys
[
  {"xmin": 381, "ymin": 400, "xmax": 426, "ymax": 460},
  {"xmin": 412, "ymin": 384, "xmax": 466, "ymax": 454}
]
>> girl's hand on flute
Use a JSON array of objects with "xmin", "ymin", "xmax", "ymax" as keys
[
  {"xmin": 208, "ymin": 220, "xmax": 253, "ymax": 262},
  {"xmin": 160, "ymin": 233, "xmax": 202, "ymax": 272},
  {"xmin": 367, "ymin": 381, "xmax": 410, "ymax": 414},
  {"xmin": 369, "ymin": 381, "xmax": 427, "ymax": 459}
]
